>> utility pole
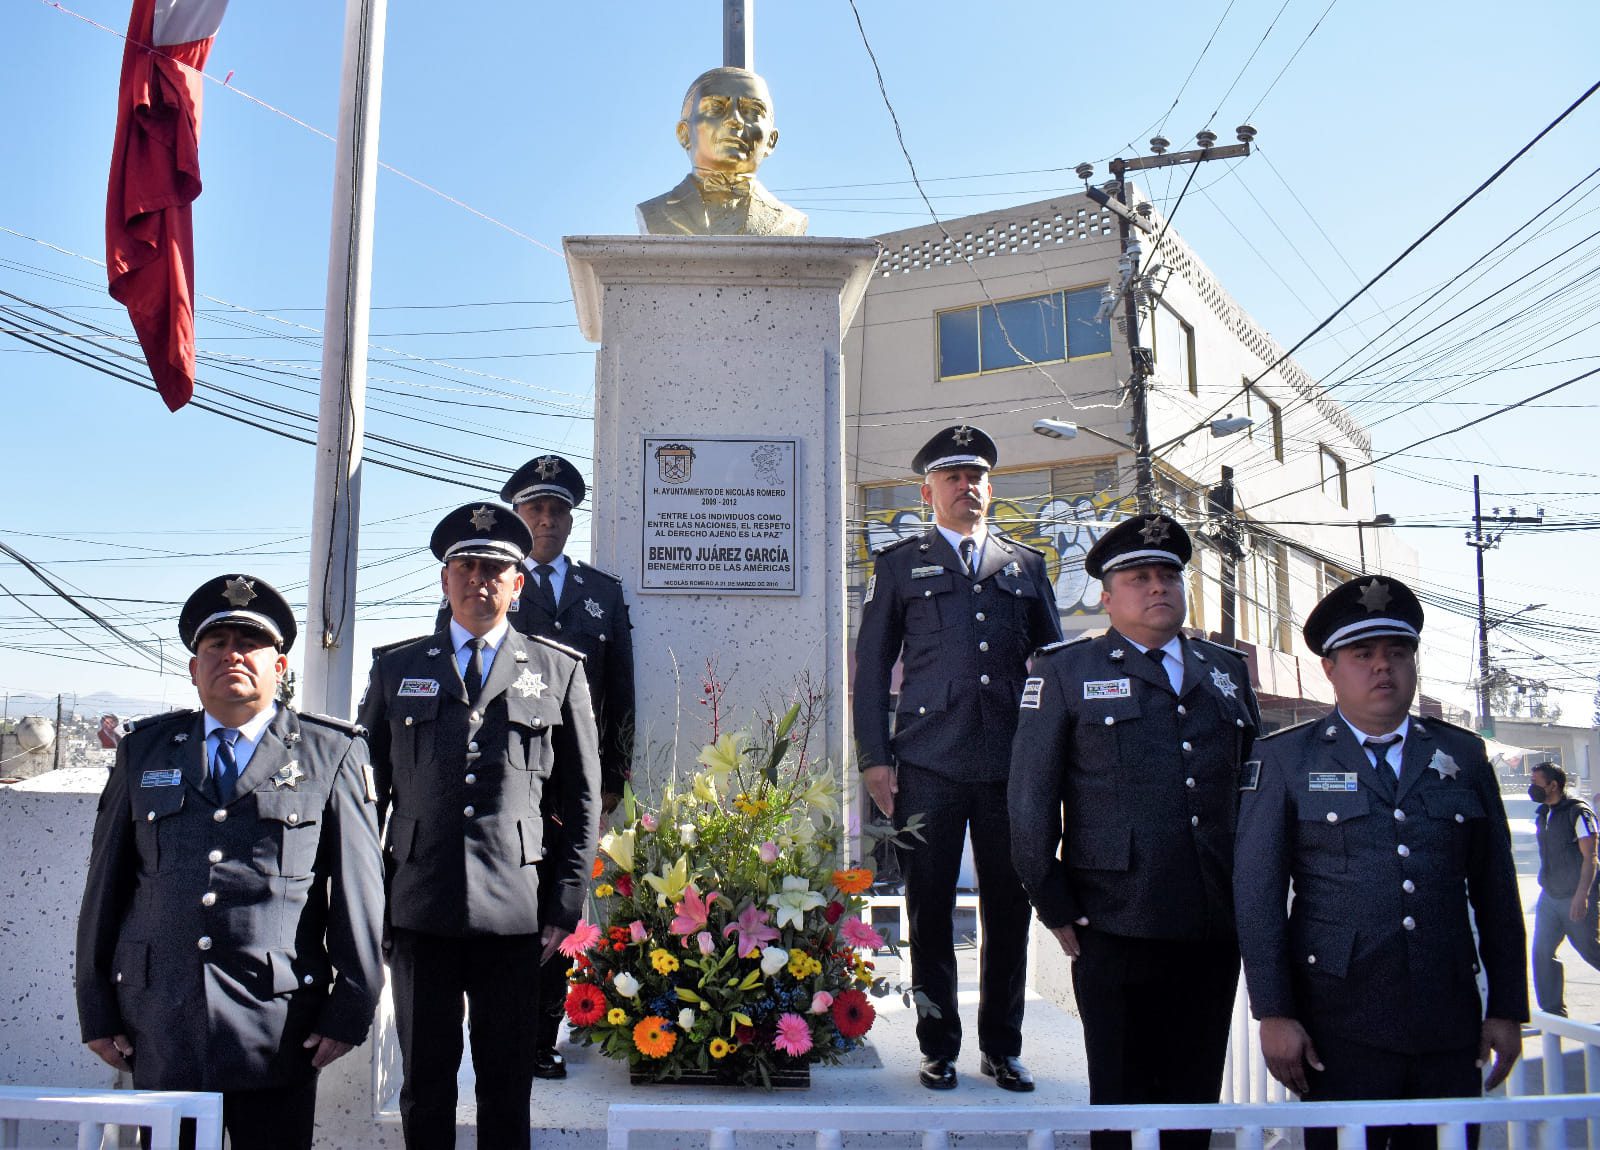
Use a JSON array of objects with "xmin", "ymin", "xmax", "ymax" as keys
[
  {"xmin": 53, "ymin": 693, "xmax": 63, "ymax": 772},
  {"xmin": 1467, "ymin": 473, "xmax": 1544, "ymax": 736},
  {"xmin": 1206, "ymin": 467, "xmax": 1245, "ymax": 645},
  {"xmin": 1080, "ymin": 127, "xmax": 1255, "ymax": 513}
]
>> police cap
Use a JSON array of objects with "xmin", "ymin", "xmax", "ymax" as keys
[
  {"xmin": 179, "ymin": 574, "xmax": 297, "ymax": 653},
  {"xmin": 1303, "ymin": 574, "xmax": 1424, "ymax": 657},
  {"xmin": 501, "ymin": 454, "xmax": 586, "ymax": 509},
  {"xmin": 429, "ymin": 503, "xmax": 532, "ymax": 565},
  {"xmin": 1085, "ymin": 513, "xmax": 1192, "ymax": 579},
  {"xmin": 912, "ymin": 424, "xmax": 997, "ymax": 475}
]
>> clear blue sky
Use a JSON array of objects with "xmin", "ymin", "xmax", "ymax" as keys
[{"xmin": 2, "ymin": 0, "xmax": 1597, "ymax": 722}]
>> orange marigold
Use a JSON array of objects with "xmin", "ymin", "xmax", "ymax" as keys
[
  {"xmin": 591, "ymin": 856, "xmax": 605, "ymax": 879},
  {"xmin": 831, "ymin": 867, "xmax": 874, "ymax": 895},
  {"xmin": 633, "ymin": 1015, "xmax": 677, "ymax": 1059}
]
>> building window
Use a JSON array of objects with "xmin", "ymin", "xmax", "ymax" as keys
[
  {"xmin": 1319, "ymin": 446, "xmax": 1348, "ymax": 508},
  {"xmin": 1156, "ymin": 304, "xmax": 1197, "ymax": 395},
  {"xmin": 1244, "ymin": 382, "xmax": 1284, "ymax": 462},
  {"xmin": 1321, "ymin": 559, "xmax": 1354, "ymax": 598},
  {"xmin": 1274, "ymin": 542, "xmax": 1293, "ymax": 652},
  {"xmin": 936, "ymin": 287, "xmax": 1111, "ymax": 379}
]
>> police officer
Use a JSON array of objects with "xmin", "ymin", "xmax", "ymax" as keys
[
  {"xmin": 362, "ymin": 503, "xmax": 601, "ymax": 1150},
  {"xmin": 435, "ymin": 456, "xmax": 636, "ymax": 1079},
  {"xmin": 76, "ymin": 575, "xmax": 384, "ymax": 1150},
  {"xmin": 1009, "ymin": 514, "xmax": 1259, "ymax": 1149},
  {"xmin": 1529, "ymin": 761, "xmax": 1600, "ymax": 1017},
  {"xmin": 853, "ymin": 424, "xmax": 1062, "ymax": 1092},
  {"xmin": 1235, "ymin": 576, "xmax": 1526, "ymax": 1150}
]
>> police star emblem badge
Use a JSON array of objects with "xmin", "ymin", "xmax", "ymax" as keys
[
  {"xmin": 426, "ymin": 648, "xmax": 442, "ymax": 658},
  {"xmin": 469, "ymin": 505, "xmax": 497, "ymax": 531},
  {"xmin": 512, "ymin": 669, "xmax": 547, "ymax": 699},
  {"xmin": 951, "ymin": 424, "xmax": 975, "ymax": 446},
  {"xmin": 1210, "ymin": 668, "xmax": 1239, "ymax": 699},
  {"xmin": 1139, "ymin": 517, "xmax": 1170, "ymax": 544},
  {"xmin": 584, "ymin": 598, "xmax": 604, "ymax": 619},
  {"xmin": 1110, "ymin": 648, "xmax": 1125, "ymax": 661},
  {"xmin": 273, "ymin": 762, "xmax": 305, "ymax": 789},
  {"xmin": 172, "ymin": 732, "xmax": 188, "ymax": 744},
  {"xmin": 1428, "ymin": 750, "xmax": 1460, "ymax": 780},
  {"xmin": 1358, "ymin": 578, "xmax": 1393, "ymax": 613},
  {"xmin": 222, "ymin": 576, "xmax": 257, "ymax": 607},
  {"xmin": 534, "ymin": 455, "xmax": 561, "ymax": 479},
  {"xmin": 1004, "ymin": 561, "xmax": 1021, "ymax": 577}
]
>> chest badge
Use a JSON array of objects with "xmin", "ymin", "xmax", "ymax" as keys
[
  {"xmin": 584, "ymin": 598, "xmax": 605, "ymax": 619},
  {"xmin": 1084, "ymin": 678, "xmax": 1131, "ymax": 699},
  {"xmin": 571, "ymin": 571, "xmax": 585, "ymax": 585},
  {"xmin": 513, "ymin": 669, "xmax": 547, "ymax": 699},
  {"xmin": 1210, "ymin": 668, "xmax": 1239, "ymax": 699},
  {"xmin": 172, "ymin": 732, "xmax": 189, "ymax": 744},
  {"xmin": 1109, "ymin": 649, "xmax": 1125, "ymax": 662},
  {"xmin": 273, "ymin": 762, "xmax": 305, "ymax": 789},
  {"xmin": 426, "ymin": 648, "xmax": 442, "ymax": 658},
  {"xmin": 1003, "ymin": 560, "xmax": 1021, "ymax": 577},
  {"xmin": 1428, "ymin": 750, "xmax": 1460, "ymax": 780}
]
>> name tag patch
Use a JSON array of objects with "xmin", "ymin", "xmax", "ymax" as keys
[
  {"xmin": 1308, "ymin": 771, "xmax": 1358, "ymax": 792},
  {"xmin": 1084, "ymin": 678, "xmax": 1131, "ymax": 700},
  {"xmin": 397, "ymin": 678, "xmax": 440, "ymax": 698},
  {"xmin": 1239, "ymin": 761, "xmax": 1261, "ymax": 791},
  {"xmin": 140, "ymin": 769, "xmax": 182, "ymax": 788},
  {"xmin": 1020, "ymin": 677, "xmax": 1044, "ymax": 709},
  {"xmin": 911, "ymin": 566, "xmax": 943, "ymax": 579}
]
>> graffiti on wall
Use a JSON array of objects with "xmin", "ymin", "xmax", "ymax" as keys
[{"xmin": 855, "ymin": 488, "xmax": 1133, "ymax": 615}]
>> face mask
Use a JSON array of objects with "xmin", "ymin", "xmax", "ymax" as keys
[{"xmin": 1528, "ymin": 783, "xmax": 1547, "ymax": 803}]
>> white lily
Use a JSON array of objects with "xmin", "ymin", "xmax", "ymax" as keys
[
  {"xmin": 766, "ymin": 875, "xmax": 825, "ymax": 929},
  {"xmin": 759, "ymin": 946, "xmax": 789, "ymax": 977},
  {"xmin": 613, "ymin": 972, "xmax": 640, "ymax": 998}
]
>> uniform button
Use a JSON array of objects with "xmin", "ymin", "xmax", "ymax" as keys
[
  {"xmin": 1454, "ymin": 813, "xmax": 1465, "ymax": 824},
  {"xmin": 1236, "ymin": 718, "xmax": 1246, "ymax": 728},
  {"xmin": 1402, "ymin": 916, "xmax": 1416, "ymax": 931},
  {"xmin": 201, "ymin": 892, "xmax": 217, "ymax": 907},
  {"xmin": 924, "ymin": 590, "xmax": 933, "ymax": 598},
  {"xmin": 146, "ymin": 811, "xmax": 156, "ymax": 823},
  {"xmin": 1397, "ymin": 844, "xmax": 1410, "ymax": 858},
  {"xmin": 469, "ymin": 711, "xmax": 481, "ymax": 723},
  {"xmin": 303, "ymin": 974, "xmax": 315, "ymax": 986},
  {"xmin": 404, "ymin": 716, "xmax": 415, "ymax": 727},
  {"xmin": 468, "ymin": 741, "xmax": 479, "ymax": 752},
  {"xmin": 213, "ymin": 809, "xmax": 228, "ymax": 823},
  {"xmin": 975, "ymin": 612, "xmax": 986, "ymax": 622},
  {"xmin": 972, "ymin": 584, "xmax": 983, "ymax": 594},
  {"xmin": 1190, "ymin": 815, "xmax": 1199, "ymax": 827},
  {"xmin": 1307, "ymin": 954, "xmax": 1317, "ymax": 965},
  {"xmin": 464, "ymin": 805, "xmax": 476, "ymax": 817},
  {"xmin": 980, "ymin": 674, "xmax": 991, "ymax": 685},
  {"xmin": 918, "ymin": 707, "xmax": 927, "ymax": 715},
  {"xmin": 287, "ymin": 813, "xmax": 299, "ymax": 825},
  {"xmin": 1014, "ymin": 588, "xmax": 1023, "ymax": 596},
  {"xmin": 599, "ymin": 634, "xmax": 608, "ymax": 642},
  {"xmin": 1176, "ymin": 705, "xmax": 1187, "ymax": 716},
  {"xmin": 1326, "ymin": 812, "xmax": 1338, "ymax": 823},
  {"xmin": 465, "ymin": 773, "xmax": 477, "ymax": 785},
  {"xmin": 197, "ymin": 936, "xmax": 213, "ymax": 951},
  {"xmin": 978, "ymin": 641, "xmax": 989, "ymax": 652},
  {"xmin": 1181, "ymin": 741, "xmax": 1193, "ymax": 753},
  {"xmin": 1393, "ymin": 809, "xmax": 1405, "ymax": 822},
  {"xmin": 533, "ymin": 719, "xmax": 543, "ymax": 728},
  {"xmin": 1104, "ymin": 716, "xmax": 1115, "ymax": 726},
  {"xmin": 1186, "ymin": 777, "xmax": 1196, "ymax": 788},
  {"xmin": 1402, "ymin": 880, "xmax": 1415, "ymax": 894},
  {"xmin": 114, "ymin": 972, "xmax": 123, "ymax": 983},
  {"xmin": 208, "ymin": 849, "xmax": 223, "ymax": 864},
  {"xmin": 554, "ymin": 621, "xmax": 563, "ymax": 630}
]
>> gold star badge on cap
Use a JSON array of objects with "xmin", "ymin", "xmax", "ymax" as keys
[
  {"xmin": 1358, "ymin": 578, "xmax": 1393, "ymax": 613},
  {"xmin": 1139, "ymin": 518, "xmax": 1170, "ymax": 544},
  {"xmin": 951, "ymin": 424, "xmax": 974, "ymax": 446},
  {"xmin": 469, "ymin": 505, "xmax": 497, "ymax": 531},
  {"xmin": 534, "ymin": 455, "xmax": 561, "ymax": 479},
  {"xmin": 222, "ymin": 576, "xmax": 257, "ymax": 608}
]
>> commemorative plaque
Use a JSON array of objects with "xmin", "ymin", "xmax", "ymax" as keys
[{"xmin": 641, "ymin": 436, "xmax": 799, "ymax": 594}]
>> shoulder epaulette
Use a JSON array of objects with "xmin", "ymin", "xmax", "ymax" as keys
[
  {"xmin": 871, "ymin": 534, "xmax": 920, "ymax": 556},
  {"xmin": 1416, "ymin": 716, "xmax": 1483, "ymax": 741},
  {"xmin": 370, "ymin": 633, "xmax": 436, "ymax": 661},
  {"xmin": 575, "ymin": 561, "xmax": 624, "ymax": 584},
  {"xmin": 1001, "ymin": 537, "xmax": 1047, "ymax": 556},
  {"xmin": 529, "ymin": 633, "xmax": 586, "ymax": 662},
  {"xmin": 1193, "ymin": 636, "xmax": 1248, "ymax": 659},
  {"xmin": 298, "ymin": 711, "xmax": 367, "ymax": 738},
  {"xmin": 1260, "ymin": 717, "xmax": 1317, "ymax": 741},
  {"xmin": 1033, "ymin": 635, "xmax": 1093, "ymax": 658},
  {"xmin": 123, "ymin": 709, "xmax": 196, "ymax": 736}
]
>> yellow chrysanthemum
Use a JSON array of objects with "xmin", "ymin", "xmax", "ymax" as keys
[
  {"xmin": 708, "ymin": 1037, "xmax": 732, "ymax": 1059},
  {"xmin": 786, "ymin": 948, "xmax": 822, "ymax": 979},
  {"xmin": 594, "ymin": 883, "xmax": 614, "ymax": 899},
  {"xmin": 650, "ymin": 948, "xmax": 680, "ymax": 975},
  {"xmin": 607, "ymin": 1007, "xmax": 628, "ymax": 1026}
]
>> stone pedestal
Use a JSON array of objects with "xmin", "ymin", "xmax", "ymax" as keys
[{"xmin": 565, "ymin": 236, "xmax": 879, "ymax": 797}]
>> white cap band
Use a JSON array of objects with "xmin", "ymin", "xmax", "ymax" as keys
[
  {"xmin": 923, "ymin": 453, "xmax": 992, "ymax": 473},
  {"xmin": 443, "ymin": 538, "xmax": 525, "ymax": 563},
  {"xmin": 193, "ymin": 610, "xmax": 284, "ymax": 646},
  {"xmin": 511, "ymin": 483, "xmax": 575, "ymax": 506},
  {"xmin": 1100, "ymin": 548, "xmax": 1185, "ymax": 574},
  {"xmin": 1321, "ymin": 618, "xmax": 1420, "ymax": 653}
]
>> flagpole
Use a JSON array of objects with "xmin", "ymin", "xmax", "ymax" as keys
[{"xmin": 302, "ymin": 0, "xmax": 388, "ymax": 718}]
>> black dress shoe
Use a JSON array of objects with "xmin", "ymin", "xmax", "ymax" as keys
[
  {"xmin": 979, "ymin": 1052, "xmax": 1035, "ymax": 1092},
  {"xmin": 532, "ymin": 1047, "xmax": 567, "ymax": 1080},
  {"xmin": 919, "ymin": 1056, "xmax": 958, "ymax": 1090}
]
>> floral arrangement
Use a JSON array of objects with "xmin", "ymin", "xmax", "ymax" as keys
[{"xmin": 559, "ymin": 702, "xmax": 904, "ymax": 1087}]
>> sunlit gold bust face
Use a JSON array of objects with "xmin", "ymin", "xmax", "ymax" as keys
[{"xmin": 676, "ymin": 67, "xmax": 777, "ymax": 176}]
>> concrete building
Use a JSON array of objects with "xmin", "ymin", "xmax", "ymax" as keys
[{"xmin": 843, "ymin": 190, "xmax": 1452, "ymax": 732}]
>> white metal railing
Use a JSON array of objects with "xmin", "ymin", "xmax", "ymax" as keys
[
  {"xmin": 1509, "ymin": 1012, "xmax": 1600, "ymax": 1150},
  {"xmin": 0, "ymin": 1086, "xmax": 222, "ymax": 1150},
  {"xmin": 607, "ymin": 1095, "xmax": 1600, "ymax": 1149}
]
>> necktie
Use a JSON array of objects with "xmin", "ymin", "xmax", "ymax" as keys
[
  {"xmin": 534, "ymin": 563, "xmax": 559, "ymax": 615},
  {"xmin": 213, "ymin": 728, "xmax": 240, "ymax": 802},
  {"xmin": 1363, "ymin": 735, "xmax": 1401, "ymax": 774},
  {"xmin": 464, "ymin": 638, "xmax": 486, "ymax": 704},
  {"xmin": 1145, "ymin": 647, "xmax": 1168, "ymax": 667},
  {"xmin": 960, "ymin": 538, "xmax": 976, "ymax": 576}
]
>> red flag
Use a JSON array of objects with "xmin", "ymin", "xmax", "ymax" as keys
[{"xmin": 105, "ymin": 0, "xmax": 229, "ymax": 412}]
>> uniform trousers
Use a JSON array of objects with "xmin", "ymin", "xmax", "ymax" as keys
[
  {"xmin": 533, "ymin": 854, "xmax": 570, "ymax": 1052},
  {"xmin": 1071, "ymin": 928, "xmax": 1240, "ymax": 1150},
  {"xmin": 390, "ymin": 927, "xmax": 542, "ymax": 1150},
  {"xmin": 1303, "ymin": 1033, "xmax": 1483, "ymax": 1150},
  {"xmin": 138, "ymin": 1076, "xmax": 318, "ymax": 1150},
  {"xmin": 1531, "ymin": 888, "xmax": 1600, "ymax": 1016},
  {"xmin": 893, "ymin": 763, "xmax": 1031, "ymax": 1060}
]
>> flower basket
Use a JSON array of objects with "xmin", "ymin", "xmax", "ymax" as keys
[{"xmin": 559, "ymin": 707, "xmax": 888, "ymax": 1089}]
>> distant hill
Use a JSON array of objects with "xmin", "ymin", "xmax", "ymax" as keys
[{"xmin": 2, "ymin": 689, "xmax": 180, "ymax": 724}]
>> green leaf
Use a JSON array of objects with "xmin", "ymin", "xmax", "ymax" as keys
[
  {"xmin": 774, "ymin": 701, "xmax": 802, "ymax": 743},
  {"xmin": 675, "ymin": 986, "xmax": 704, "ymax": 1004}
]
